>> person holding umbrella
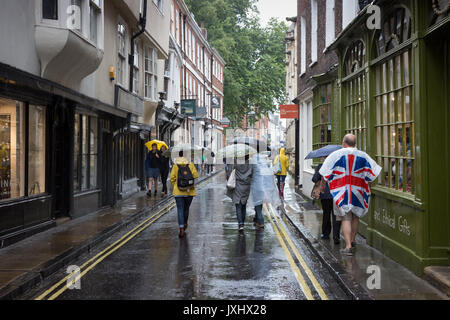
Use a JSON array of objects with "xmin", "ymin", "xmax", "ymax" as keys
[
  {"xmin": 145, "ymin": 142, "xmax": 163, "ymax": 197},
  {"xmin": 312, "ymin": 158, "xmax": 342, "ymax": 245}
]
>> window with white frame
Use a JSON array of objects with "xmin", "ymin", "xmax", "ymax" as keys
[
  {"xmin": 117, "ymin": 21, "xmax": 127, "ymax": 86},
  {"xmin": 325, "ymin": 0, "xmax": 335, "ymax": 47},
  {"xmin": 70, "ymin": 0, "xmax": 83, "ymax": 33},
  {"xmin": 170, "ymin": 4, "xmax": 174, "ymax": 36},
  {"xmin": 175, "ymin": 9, "xmax": 179, "ymax": 44},
  {"xmin": 300, "ymin": 16, "xmax": 306, "ymax": 74},
  {"xmin": 89, "ymin": 0, "xmax": 101, "ymax": 45},
  {"xmin": 144, "ymin": 46, "xmax": 158, "ymax": 100},
  {"xmin": 311, "ymin": 0, "xmax": 318, "ymax": 63},
  {"xmin": 342, "ymin": 0, "xmax": 358, "ymax": 30},
  {"xmin": 153, "ymin": 0, "xmax": 164, "ymax": 13},
  {"xmin": 133, "ymin": 42, "xmax": 140, "ymax": 94},
  {"xmin": 42, "ymin": 0, "xmax": 58, "ymax": 20}
]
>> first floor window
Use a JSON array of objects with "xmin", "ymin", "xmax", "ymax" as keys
[
  {"xmin": 117, "ymin": 21, "xmax": 127, "ymax": 86},
  {"xmin": 74, "ymin": 113, "xmax": 98, "ymax": 191},
  {"xmin": 374, "ymin": 49, "xmax": 414, "ymax": 193},
  {"xmin": 89, "ymin": 0, "xmax": 101, "ymax": 44},
  {"xmin": 0, "ymin": 98, "xmax": 47, "ymax": 201},
  {"xmin": 70, "ymin": 0, "xmax": 83, "ymax": 33},
  {"xmin": 144, "ymin": 46, "xmax": 157, "ymax": 100}
]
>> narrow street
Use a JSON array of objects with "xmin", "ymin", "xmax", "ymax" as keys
[{"xmin": 25, "ymin": 172, "xmax": 347, "ymax": 300}]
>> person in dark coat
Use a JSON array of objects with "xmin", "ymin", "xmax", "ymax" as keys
[
  {"xmin": 232, "ymin": 156, "xmax": 253, "ymax": 233},
  {"xmin": 145, "ymin": 143, "xmax": 162, "ymax": 197},
  {"xmin": 312, "ymin": 160, "xmax": 341, "ymax": 244},
  {"xmin": 159, "ymin": 145, "xmax": 170, "ymax": 196}
]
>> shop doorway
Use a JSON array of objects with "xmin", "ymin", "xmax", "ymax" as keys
[{"xmin": 101, "ymin": 121, "xmax": 114, "ymax": 207}]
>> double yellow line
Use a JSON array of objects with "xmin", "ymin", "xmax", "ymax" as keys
[
  {"xmin": 264, "ymin": 203, "xmax": 329, "ymax": 300},
  {"xmin": 35, "ymin": 201, "xmax": 176, "ymax": 300}
]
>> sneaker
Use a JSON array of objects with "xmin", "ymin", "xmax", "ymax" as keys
[
  {"xmin": 178, "ymin": 228, "xmax": 185, "ymax": 238},
  {"xmin": 154, "ymin": 190, "xmax": 157, "ymax": 196},
  {"xmin": 334, "ymin": 239, "xmax": 340, "ymax": 245},
  {"xmin": 340, "ymin": 248, "xmax": 354, "ymax": 256},
  {"xmin": 147, "ymin": 191, "xmax": 152, "ymax": 197},
  {"xmin": 320, "ymin": 234, "xmax": 330, "ymax": 240},
  {"xmin": 238, "ymin": 224, "xmax": 244, "ymax": 232},
  {"xmin": 351, "ymin": 242, "xmax": 356, "ymax": 248}
]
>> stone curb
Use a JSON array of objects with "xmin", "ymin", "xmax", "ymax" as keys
[
  {"xmin": 0, "ymin": 170, "xmax": 223, "ymax": 300},
  {"xmin": 279, "ymin": 198, "xmax": 373, "ymax": 300}
]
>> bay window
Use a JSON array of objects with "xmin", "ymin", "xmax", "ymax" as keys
[{"xmin": 373, "ymin": 7, "xmax": 414, "ymax": 193}]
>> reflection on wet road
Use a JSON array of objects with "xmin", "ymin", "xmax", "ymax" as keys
[{"xmin": 32, "ymin": 172, "xmax": 347, "ymax": 300}]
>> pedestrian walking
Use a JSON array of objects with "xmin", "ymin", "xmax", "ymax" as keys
[
  {"xmin": 232, "ymin": 156, "xmax": 253, "ymax": 233},
  {"xmin": 273, "ymin": 148, "xmax": 289, "ymax": 198},
  {"xmin": 312, "ymin": 160, "xmax": 341, "ymax": 245},
  {"xmin": 145, "ymin": 143, "xmax": 162, "ymax": 197},
  {"xmin": 159, "ymin": 145, "xmax": 170, "ymax": 196},
  {"xmin": 170, "ymin": 151, "xmax": 199, "ymax": 238},
  {"xmin": 251, "ymin": 153, "xmax": 281, "ymax": 230},
  {"xmin": 319, "ymin": 134, "xmax": 381, "ymax": 256}
]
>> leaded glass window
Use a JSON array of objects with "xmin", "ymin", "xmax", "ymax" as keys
[{"xmin": 374, "ymin": 8, "xmax": 414, "ymax": 194}]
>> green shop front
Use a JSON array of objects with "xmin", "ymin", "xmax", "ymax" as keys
[{"xmin": 327, "ymin": 0, "xmax": 450, "ymax": 274}]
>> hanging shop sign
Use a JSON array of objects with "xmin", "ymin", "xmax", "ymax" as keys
[
  {"xmin": 181, "ymin": 99, "xmax": 196, "ymax": 116},
  {"xmin": 211, "ymin": 95, "xmax": 221, "ymax": 108},
  {"xmin": 280, "ymin": 104, "xmax": 299, "ymax": 119}
]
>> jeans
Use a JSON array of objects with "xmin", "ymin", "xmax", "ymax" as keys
[
  {"xmin": 254, "ymin": 204, "xmax": 264, "ymax": 225},
  {"xmin": 321, "ymin": 198, "xmax": 342, "ymax": 240},
  {"xmin": 175, "ymin": 196, "xmax": 193, "ymax": 228},
  {"xmin": 235, "ymin": 203, "xmax": 247, "ymax": 225}
]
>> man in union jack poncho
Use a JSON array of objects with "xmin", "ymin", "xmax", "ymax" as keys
[{"xmin": 319, "ymin": 134, "xmax": 382, "ymax": 256}]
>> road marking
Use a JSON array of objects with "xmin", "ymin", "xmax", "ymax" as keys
[
  {"xmin": 35, "ymin": 174, "xmax": 216, "ymax": 300},
  {"xmin": 35, "ymin": 202, "xmax": 176, "ymax": 300},
  {"xmin": 263, "ymin": 205, "xmax": 314, "ymax": 300},
  {"xmin": 267, "ymin": 204, "xmax": 329, "ymax": 300}
]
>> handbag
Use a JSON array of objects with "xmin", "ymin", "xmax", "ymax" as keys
[
  {"xmin": 272, "ymin": 156, "xmax": 282, "ymax": 174},
  {"xmin": 311, "ymin": 177, "xmax": 326, "ymax": 200},
  {"xmin": 227, "ymin": 169, "xmax": 236, "ymax": 189}
]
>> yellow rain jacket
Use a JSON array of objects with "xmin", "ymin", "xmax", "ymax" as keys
[
  {"xmin": 170, "ymin": 157, "xmax": 199, "ymax": 196},
  {"xmin": 274, "ymin": 148, "xmax": 289, "ymax": 176}
]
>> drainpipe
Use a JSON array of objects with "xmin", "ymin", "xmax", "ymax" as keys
[{"xmin": 129, "ymin": 0, "xmax": 147, "ymax": 93}]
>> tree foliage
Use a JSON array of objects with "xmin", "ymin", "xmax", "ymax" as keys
[{"xmin": 184, "ymin": 0, "xmax": 287, "ymax": 126}]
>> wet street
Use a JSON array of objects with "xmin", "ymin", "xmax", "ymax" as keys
[{"xmin": 26, "ymin": 172, "xmax": 347, "ymax": 300}]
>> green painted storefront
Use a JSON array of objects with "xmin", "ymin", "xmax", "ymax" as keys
[{"xmin": 316, "ymin": 0, "xmax": 450, "ymax": 275}]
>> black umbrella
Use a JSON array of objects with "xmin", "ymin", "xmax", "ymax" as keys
[{"xmin": 305, "ymin": 145, "xmax": 342, "ymax": 160}]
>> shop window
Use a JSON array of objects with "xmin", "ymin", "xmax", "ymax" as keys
[
  {"xmin": 343, "ymin": 40, "xmax": 367, "ymax": 151},
  {"xmin": 124, "ymin": 133, "xmax": 139, "ymax": 181},
  {"xmin": 0, "ymin": 99, "xmax": 47, "ymax": 201},
  {"xmin": 0, "ymin": 98, "xmax": 25, "ymax": 200},
  {"xmin": 42, "ymin": 0, "xmax": 58, "ymax": 20},
  {"xmin": 28, "ymin": 105, "xmax": 46, "ymax": 196},
  {"xmin": 313, "ymin": 83, "xmax": 333, "ymax": 151},
  {"xmin": 374, "ymin": 50, "xmax": 414, "ymax": 193},
  {"xmin": 74, "ymin": 113, "xmax": 98, "ymax": 192}
]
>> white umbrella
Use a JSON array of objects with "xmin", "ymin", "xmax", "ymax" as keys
[
  {"xmin": 217, "ymin": 144, "xmax": 257, "ymax": 159},
  {"xmin": 164, "ymin": 143, "xmax": 203, "ymax": 159}
]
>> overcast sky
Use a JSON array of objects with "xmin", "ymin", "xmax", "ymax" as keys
[{"xmin": 256, "ymin": 0, "xmax": 297, "ymax": 26}]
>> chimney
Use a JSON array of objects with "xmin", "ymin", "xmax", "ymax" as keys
[{"xmin": 200, "ymin": 22, "xmax": 207, "ymax": 39}]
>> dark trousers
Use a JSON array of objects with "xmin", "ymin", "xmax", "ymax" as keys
[
  {"xmin": 321, "ymin": 199, "xmax": 341, "ymax": 240},
  {"xmin": 176, "ymin": 196, "xmax": 193, "ymax": 228},
  {"xmin": 235, "ymin": 203, "xmax": 247, "ymax": 225},
  {"xmin": 160, "ymin": 169, "xmax": 169, "ymax": 193}
]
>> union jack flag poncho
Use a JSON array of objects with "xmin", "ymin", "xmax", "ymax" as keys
[{"xmin": 319, "ymin": 148, "xmax": 382, "ymax": 218}]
